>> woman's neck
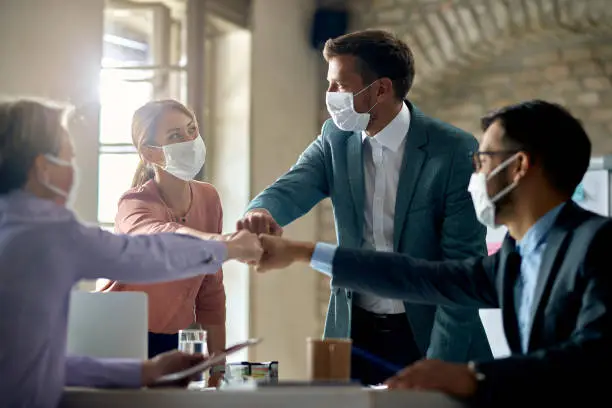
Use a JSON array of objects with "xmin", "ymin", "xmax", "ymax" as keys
[{"xmin": 154, "ymin": 170, "xmax": 192, "ymax": 217}]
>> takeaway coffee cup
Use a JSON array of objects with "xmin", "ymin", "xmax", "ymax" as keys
[{"xmin": 306, "ymin": 338, "xmax": 352, "ymax": 381}]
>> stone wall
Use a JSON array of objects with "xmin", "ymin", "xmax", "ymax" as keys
[
  {"xmin": 346, "ymin": 0, "xmax": 612, "ymax": 150},
  {"xmin": 421, "ymin": 40, "xmax": 612, "ymax": 151}
]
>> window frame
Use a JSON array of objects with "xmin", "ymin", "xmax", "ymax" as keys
[{"xmin": 97, "ymin": 3, "xmax": 186, "ymax": 229}]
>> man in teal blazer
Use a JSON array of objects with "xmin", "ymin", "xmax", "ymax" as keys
[{"xmin": 238, "ymin": 29, "xmax": 492, "ymax": 384}]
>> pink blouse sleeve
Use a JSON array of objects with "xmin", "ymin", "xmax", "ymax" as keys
[
  {"xmin": 96, "ymin": 189, "xmax": 186, "ymax": 292},
  {"xmin": 115, "ymin": 190, "xmax": 181, "ymax": 234}
]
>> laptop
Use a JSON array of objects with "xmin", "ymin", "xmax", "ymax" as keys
[{"xmin": 66, "ymin": 291, "xmax": 148, "ymax": 359}]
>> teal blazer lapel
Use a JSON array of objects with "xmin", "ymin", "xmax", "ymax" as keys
[
  {"xmin": 347, "ymin": 132, "xmax": 365, "ymax": 243},
  {"xmin": 393, "ymin": 104, "xmax": 429, "ymax": 249}
]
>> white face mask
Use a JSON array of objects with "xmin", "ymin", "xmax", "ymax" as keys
[
  {"xmin": 152, "ymin": 135, "xmax": 206, "ymax": 181},
  {"xmin": 325, "ymin": 82, "xmax": 378, "ymax": 132},
  {"xmin": 468, "ymin": 153, "xmax": 520, "ymax": 228},
  {"xmin": 41, "ymin": 154, "xmax": 79, "ymax": 208}
]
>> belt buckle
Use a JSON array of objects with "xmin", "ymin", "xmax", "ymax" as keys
[{"xmin": 373, "ymin": 312, "xmax": 391, "ymax": 332}]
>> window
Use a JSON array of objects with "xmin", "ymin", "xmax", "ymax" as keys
[{"xmin": 98, "ymin": 5, "xmax": 185, "ymax": 229}]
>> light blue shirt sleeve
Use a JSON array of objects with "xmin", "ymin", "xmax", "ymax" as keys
[{"xmin": 309, "ymin": 242, "xmax": 338, "ymax": 277}]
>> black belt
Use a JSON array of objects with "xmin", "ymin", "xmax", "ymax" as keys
[{"xmin": 353, "ymin": 306, "xmax": 409, "ymax": 332}]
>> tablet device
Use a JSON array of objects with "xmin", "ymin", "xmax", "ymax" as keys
[{"xmin": 155, "ymin": 338, "xmax": 262, "ymax": 384}]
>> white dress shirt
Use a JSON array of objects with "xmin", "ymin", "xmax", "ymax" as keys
[{"xmin": 355, "ymin": 102, "xmax": 411, "ymax": 314}]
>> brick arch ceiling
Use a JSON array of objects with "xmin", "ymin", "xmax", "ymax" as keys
[{"xmin": 352, "ymin": 0, "xmax": 612, "ymax": 97}]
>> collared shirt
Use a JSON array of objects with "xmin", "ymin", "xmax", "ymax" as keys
[
  {"xmin": 515, "ymin": 203, "xmax": 565, "ymax": 352},
  {"xmin": 0, "ymin": 191, "xmax": 226, "ymax": 408},
  {"xmin": 350, "ymin": 102, "xmax": 411, "ymax": 314}
]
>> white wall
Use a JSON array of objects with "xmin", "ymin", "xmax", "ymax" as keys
[
  {"xmin": 0, "ymin": 0, "xmax": 104, "ymax": 223},
  {"xmin": 208, "ymin": 29, "xmax": 252, "ymax": 361},
  {"xmin": 248, "ymin": 0, "xmax": 320, "ymax": 379}
]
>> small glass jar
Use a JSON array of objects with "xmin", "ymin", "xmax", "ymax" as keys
[
  {"xmin": 178, "ymin": 327, "xmax": 208, "ymax": 382},
  {"xmin": 178, "ymin": 328, "xmax": 207, "ymax": 354}
]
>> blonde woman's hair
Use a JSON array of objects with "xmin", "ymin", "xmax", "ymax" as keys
[
  {"xmin": 130, "ymin": 99, "xmax": 195, "ymax": 188},
  {"xmin": 0, "ymin": 98, "xmax": 72, "ymax": 195}
]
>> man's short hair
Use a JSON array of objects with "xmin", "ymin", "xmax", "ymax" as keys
[
  {"xmin": 323, "ymin": 29, "xmax": 415, "ymax": 100},
  {"xmin": 481, "ymin": 100, "xmax": 591, "ymax": 197}
]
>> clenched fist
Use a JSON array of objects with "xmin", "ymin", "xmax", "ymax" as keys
[
  {"xmin": 224, "ymin": 230, "xmax": 264, "ymax": 264},
  {"xmin": 256, "ymin": 234, "xmax": 315, "ymax": 272},
  {"xmin": 236, "ymin": 209, "xmax": 283, "ymax": 236}
]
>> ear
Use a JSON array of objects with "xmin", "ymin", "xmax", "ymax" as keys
[
  {"xmin": 514, "ymin": 151, "xmax": 530, "ymax": 182},
  {"xmin": 32, "ymin": 155, "xmax": 49, "ymax": 182},
  {"xmin": 376, "ymin": 77, "xmax": 394, "ymax": 101}
]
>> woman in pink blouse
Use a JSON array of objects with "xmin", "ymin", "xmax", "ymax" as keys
[{"xmin": 99, "ymin": 100, "xmax": 227, "ymax": 382}]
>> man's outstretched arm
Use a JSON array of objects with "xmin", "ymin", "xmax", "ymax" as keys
[{"xmin": 256, "ymin": 236, "xmax": 499, "ymax": 309}]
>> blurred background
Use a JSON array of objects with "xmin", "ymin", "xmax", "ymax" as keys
[{"xmin": 1, "ymin": 0, "xmax": 611, "ymax": 380}]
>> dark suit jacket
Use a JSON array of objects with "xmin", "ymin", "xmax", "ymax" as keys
[
  {"xmin": 247, "ymin": 102, "xmax": 491, "ymax": 362},
  {"xmin": 330, "ymin": 201, "xmax": 612, "ymax": 406}
]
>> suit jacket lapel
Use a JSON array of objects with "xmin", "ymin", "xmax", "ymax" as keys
[
  {"xmin": 393, "ymin": 104, "xmax": 428, "ymax": 249},
  {"xmin": 347, "ymin": 133, "xmax": 365, "ymax": 240},
  {"xmin": 498, "ymin": 237, "xmax": 522, "ymax": 353}
]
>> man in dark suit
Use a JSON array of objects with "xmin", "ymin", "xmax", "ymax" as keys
[
  {"xmin": 236, "ymin": 29, "xmax": 492, "ymax": 385},
  {"xmin": 255, "ymin": 100, "xmax": 611, "ymax": 406}
]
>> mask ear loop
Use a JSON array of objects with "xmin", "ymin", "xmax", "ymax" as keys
[
  {"xmin": 359, "ymin": 81, "xmax": 381, "ymax": 118},
  {"xmin": 346, "ymin": 81, "xmax": 379, "ymax": 130},
  {"xmin": 40, "ymin": 155, "xmax": 72, "ymax": 198},
  {"xmin": 353, "ymin": 81, "xmax": 377, "ymax": 97},
  {"xmin": 490, "ymin": 180, "xmax": 518, "ymax": 204},
  {"xmin": 141, "ymin": 142, "xmax": 166, "ymax": 172},
  {"xmin": 488, "ymin": 152, "xmax": 522, "ymax": 204},
  {"xmin": 486, "ymin": 152, "xmax": 521, "ymax": 180}
]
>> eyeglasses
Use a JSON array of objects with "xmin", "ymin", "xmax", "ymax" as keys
[{"xmin": 471, "ymin": 150, "xmax": 520, "ymax": 172}]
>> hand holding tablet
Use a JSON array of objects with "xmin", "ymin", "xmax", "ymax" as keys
[{"xmin": 154, "ymin": 338, "xmax": 262, "ymax": 385}]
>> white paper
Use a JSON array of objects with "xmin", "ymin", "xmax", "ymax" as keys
[
  {"xmin": 479, "ymin": 309, "xmax": 511, "ymax": 358},
  {"xmin": 486, "ymin": 225, "xmax": 508, "ymax": 244}
]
